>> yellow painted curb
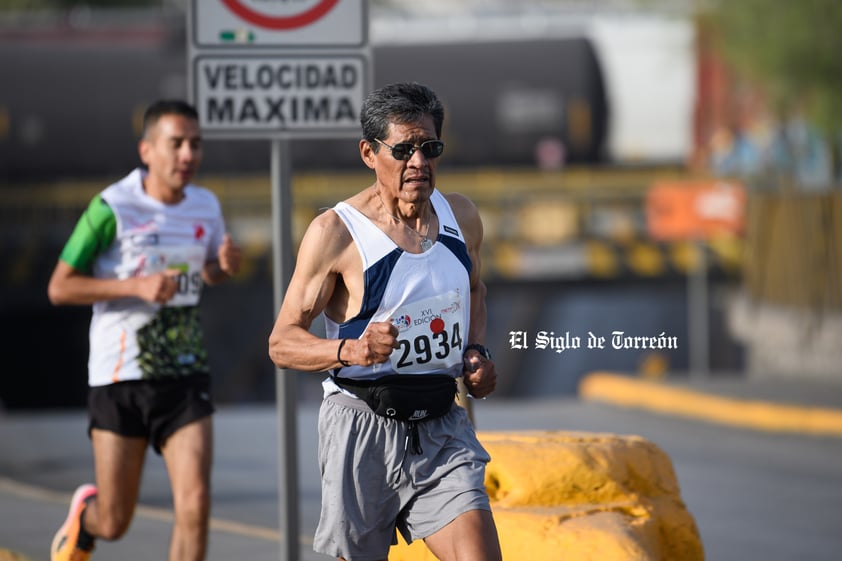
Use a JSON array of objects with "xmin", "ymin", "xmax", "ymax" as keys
[
  {"xmin": 0, "ymin": 550, "xmax": 35, "ymax": 561},
  {"xmin": 579, "ymin": 372, "xmax": 842, "ymax": 438}
]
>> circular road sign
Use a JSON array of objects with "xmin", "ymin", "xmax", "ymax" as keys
[{"xmin": 221, "ymin": 0, "xmax": 340, "ymax": 30}]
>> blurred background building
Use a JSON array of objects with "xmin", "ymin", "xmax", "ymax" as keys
[{"xmin": 1, "ymin": 0, "xmax": 839, "ymax": 409}]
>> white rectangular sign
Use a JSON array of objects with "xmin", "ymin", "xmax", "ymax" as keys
[{"xmin": 193, "ymin": 54, "xmax": 368, "ymax": 137}]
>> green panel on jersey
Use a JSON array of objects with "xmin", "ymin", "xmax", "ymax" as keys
[{"xmin": 60, "ymin": 194, "xmax": 117, "ymax": 272}]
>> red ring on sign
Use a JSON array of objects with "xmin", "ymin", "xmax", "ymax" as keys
[{"xmin": 221, "ymin": 0, "xmax": 339, "ymax": 30}]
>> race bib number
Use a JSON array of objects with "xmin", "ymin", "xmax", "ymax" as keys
[
  {"xmin": 139, "ymin": 245, "xmax": 205, "ymax": 307},
  {"xmin": 388, "ymin": 291, "xmax": 465, "ymax": 374}
]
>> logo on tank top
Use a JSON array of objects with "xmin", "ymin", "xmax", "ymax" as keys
[{"xmin": 392, "ymin": 314, "xmax": 411, "ymax": 332}]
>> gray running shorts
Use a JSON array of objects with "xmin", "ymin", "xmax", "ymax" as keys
[{"xmin": 313, "ymin": 391, "xmax": 492, "ymax": 561}]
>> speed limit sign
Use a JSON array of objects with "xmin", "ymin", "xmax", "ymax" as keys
[{"xmin": 188, "ymin": 0, "xmax": 370, "ymax": 137}]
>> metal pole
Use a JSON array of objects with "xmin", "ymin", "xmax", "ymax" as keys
[
  {"xmin": 688, "ymin": 240, "xmax": 709, "ymax": 379},
  {"xmin": 271, "ymin": 139, "xmax": 299, "ymax": 561}
]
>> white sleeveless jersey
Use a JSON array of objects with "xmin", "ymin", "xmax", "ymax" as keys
[
  {"xmin": 324, "ymin": 189, "xmax": 472, "ymax": 394},
  {"xmin": 88, "ymin": 168, "xmax": 225, "ymax": 386}
]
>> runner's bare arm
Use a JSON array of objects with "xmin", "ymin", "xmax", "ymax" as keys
[
  {"xmin": 446, "ymin": 193, "xmax": 487, "ymax": 344},
  {"xmin": 446, "ymin": 193, "xmax": 496, "ymax": 398},
  {"xmin": 268, "ymin": 210, "xmax": 397, "ymax": 372},
  {"xmin": 48, "ymin": 260, "xmax": 180, "ymax": 306},
  {"xmin": 203, "ymin": 233, "xmax": 242, "ymax": 285}
]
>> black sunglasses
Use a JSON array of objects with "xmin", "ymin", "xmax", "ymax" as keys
[{"xmin": 375, "ymin": 138, "xmax": 445, "ymax": 160}]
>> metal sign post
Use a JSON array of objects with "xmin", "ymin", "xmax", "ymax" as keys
[
  {"xmin": 271, "ymin": 138, "xmax": 297, "ymax": 561},
  {"xmin": 688, "ymin": 240, "xmax": 709, "ymax": 378},
  {"xmin": 646, "ymin": 180, "xmax": 746, "ymax": 380},
  {"xmin": 187, "ymin": 2, "xmax": 370, "ymax": 560}
]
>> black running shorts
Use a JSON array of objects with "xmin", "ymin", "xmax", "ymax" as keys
[{"xmin": 87, "ymin": 374, "xmax": 214, "ymax": 454}]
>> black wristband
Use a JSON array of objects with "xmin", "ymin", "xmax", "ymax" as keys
[
  {"xmin": 337, "ymin": 339, "xmax": 352, "ymax": 367},
  {"xmin": 464, "ymin": 343, "xmax": 492, "ymax": 360}
]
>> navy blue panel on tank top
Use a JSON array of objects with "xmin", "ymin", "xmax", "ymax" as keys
[
  {"xmin": 339, "ymin": 247, "xmax": 403, "ymax": 340},
  {"xmin": 439, "ymin": 234, "xmax": 472, "ymax": 275}
]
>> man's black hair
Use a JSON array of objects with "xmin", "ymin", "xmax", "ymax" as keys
[
  {"xmin": 359, "ymin": 82, "xmax": 445, "ymax": 148},
  {"xmin": 141, "ymin": 100, "xmax": 199, "ymax": 139}
]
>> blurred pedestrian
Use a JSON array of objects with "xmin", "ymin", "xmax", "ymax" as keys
[
  {"xmin": 268, "ymin": 82, "xmax": 502, "ymax": 561},
  {"xmin": 47, "ymin": 99, "xmax": 241, "ymax": 561}
]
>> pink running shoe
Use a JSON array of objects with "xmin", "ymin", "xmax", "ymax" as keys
[{"xmin": 51, "ymin": 484, "xmax": 97, "ymax": 561}]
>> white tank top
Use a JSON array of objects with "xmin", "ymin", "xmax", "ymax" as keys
[
  {"xmin": 325, "ymin": 189, "xmax": 472, "ymax": 388},
  {"xmin": 87, "ymin": 168, "xmax": 225, "ymax": 386}
]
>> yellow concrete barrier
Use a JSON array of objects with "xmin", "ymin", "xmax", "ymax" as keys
[{"xmin": 389, "ymin": 431, "xmax": 703, "ymax": 561}]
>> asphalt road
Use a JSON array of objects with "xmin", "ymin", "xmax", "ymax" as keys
[{"xmin": 2, "ymin": 397, "xmax": 841, "ymax": 561}]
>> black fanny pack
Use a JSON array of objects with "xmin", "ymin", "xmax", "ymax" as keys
[{"xmin": 332, "ymin": 374, "xmax": 457, "ymax": 422}]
